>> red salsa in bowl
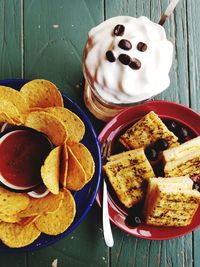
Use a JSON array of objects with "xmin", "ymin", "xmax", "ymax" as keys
[{"xmin": 0, "ymin": 128, "xmax": 52, "ymax": 192}]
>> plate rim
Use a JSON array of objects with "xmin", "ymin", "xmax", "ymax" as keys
[{"xmin": 97, "ymin": 99, "xmax": 200, "ymax": 240}]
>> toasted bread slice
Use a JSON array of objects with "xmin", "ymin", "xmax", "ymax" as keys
[
  {"xmin": 103, "ymin": 148, "xmax": 155, "ymax": 208},
  {"xmin": 144, "ymin": 181, "xmax": 200, "ymax": 227},
  {"xmin": 119, "ymin": 111, "xmax": 179, "ymax": 150},
  {"xmin": 164, "ymin": 149, "xmax": 200, "ymax": 177},
  {"xmin": 162, "ymin": 137, "xmax": 200, "ymax": 177},
  {"xmin": 148, "ymin": 176, "xmax": 193, "ymax": 191},
  {"xmin": 163, "ymin": 136, "xmax": 200, "ymax": 162}
]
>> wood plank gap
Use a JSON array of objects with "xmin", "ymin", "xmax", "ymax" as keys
[
  {"xmin": 112, "ymin": 234, "xmax": 125, "ymax": 267},
  {"xmin": 146, "ymin": 241, "xmax": 151, "ymax": 267},
  {"xmin": 173, "ymin": 14, "xmax": 179, "ymax": 103},
  {"xmin": 20, "ymin": 0, "xmax": 24, "ymax": 79},
  {"xmin": 192, "ymin": 232, "xmax": 195, "ymax": 267},
  {"xmin": 103, "ymin": 0, "xmax": 106, "ymax": 20},
  {"xmin": 108, "ymin": 247, "xmax": 111, "ymax": 267},
  {"xmin": 185, "ymin": 0, "xmax": 191, "ymax": 108},
  {"xmin": 25, "ymin": 252, "xmax": 29, "ymax": 267}
]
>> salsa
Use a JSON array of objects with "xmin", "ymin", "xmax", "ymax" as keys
[{"xmin": 0, "ymin": 129, "xmax": 52, "ymax": 188}]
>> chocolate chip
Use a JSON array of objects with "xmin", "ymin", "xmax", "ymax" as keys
[
  {"xmin": 106, "ymin": 50, "xmax": 116, "ymax": 62},
  {"xmin": 129, "ymin": 58, "xmax": 141, "ymax": 70},
  {"xmin": 113, "ymin": 24, "xmax": 125, "ymax": 36},
  {"xmin": 118, "ymin": 54, "xmax": 131, "ymax": 65},
  {"xmin": 137, "ymin": 42, "xmax": 147, "ymax": 52},
  {"xmin": 118, "ymin": 39, "xmax": 132, "ymax": 50}
]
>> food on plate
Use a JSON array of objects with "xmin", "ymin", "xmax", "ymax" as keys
[
  {"xmin": 35, "ymin": 189, "xmax": 75, "ymax": 235},
  {"xmin": 0, "ymin": 86, "xmax": 29, "ymax": 124},
  {"xmin": 144, "ymin": 176, "xmax": 200, "ymax": 226},
  {"xmin": 67, "ymin": 141, "xmax": 95, "ymax": 183},
  {"xmin": 64, "ymin": 145, "xmax": 87, "ymax": 190},
  {"xmin": 0, "ymin": 213, "xmax": 20, "ymax": 223},
  {"xmin": 60, "ymin": 142, "xmax": 69, "ymax": 187},
  {"xmin": 103, "ymin": 110, "xmax": 200, "ymax": 228},
  {"xmin": 0, "ymin": 129, "xmax": 52, "ymax": 191},
  {"xmin": 43, "ymin": 107, "xmax": 85, "ymax": 142},
  {"xmin": 0, "ymin": 86, "xmax": 28, "ymax": 113},
  {"xmin": 83, "ymin": 16, "xmax": 173, "ymax": 120},
  {"xmin": 0, "ymin": 221, "xmax": 41, "ymax": 248},
  {"xmin": 0, "ymin": 186, "xmax": 30, "ymax": 215},
  {"xmin": 163, "ymin": 136, "xmax": 200, "ymax": 177},
  {"xmin": 24, "ymin": 110, "xmax": 67, "ymax": 146},
  {"xmin": 0, "ymin": 100, "xmax": 24, "ymax": 125},
  {"xmin": 41, "ymin": 146, "xmax": 61, "ymax": 194},
  {"xmin": 20, "ymin": 79, "xmax": 63, "ymax": 108},
  {"xmin": 103, "ymin": 148, "xmax": 155, "ymax": 208},
  {"xmin": 119, "ymin": 111, "xmax": 179, "ymax": 150},
  {"xmin": 0, "ymin": 80, "xmax": 96, "ymax": 248},
  {"xmin": 19, "ymin": 191, "xmax": 64, "ymax": 218}
]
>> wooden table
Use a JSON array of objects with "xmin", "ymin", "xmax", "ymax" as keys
[{"xmin": 0, "ymin": 1, "xmax": 200, "ymax": 266}]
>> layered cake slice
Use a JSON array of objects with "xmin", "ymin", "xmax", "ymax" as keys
[
  {"xmin": 103, "ymin": 148, "xmax": 155, "ymax": 208},
  {"xmin": 119, "ymin": 111, "xmax": 179, "ymax": 150},
  {"xmin": 144, "ymin": 176, "xmax": 200, "ymax": 227},
  {"xmin": 163, "ymin": 136, "xmax": 200, "ymax": 177}
]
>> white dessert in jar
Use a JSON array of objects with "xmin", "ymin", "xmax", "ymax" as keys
[{"xmin": 83, "ymin": 16, "xmax": 173, "ymax": 119}]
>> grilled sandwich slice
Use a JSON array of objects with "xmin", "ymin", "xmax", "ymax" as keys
[
  {"xmin": 144, "ymin": 177, "xmax": 200, "ymax": 227},
  {"xmin": 163, "ymin": 137, "xmax": 200, "ymax": 177},
  {"xmin": 119, "ymin": 111, "xmax": 179, "ymax": 150},
  {"xmin": 147, "ymin": 176, "xmax": 193, "ymax": 192},
  {"xmin": 103, "ymin": 148, "xmax": 155, "ymax": 208}
]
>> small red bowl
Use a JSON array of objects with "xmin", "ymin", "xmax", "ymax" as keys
[{"xmin": 97, "ymin": 100, "xmax": 200, "ymax": 240}]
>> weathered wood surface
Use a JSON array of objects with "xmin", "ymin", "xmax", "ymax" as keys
[{"xmin": 0, "ymin": 0, "xmax": 200, "ymax": 267}]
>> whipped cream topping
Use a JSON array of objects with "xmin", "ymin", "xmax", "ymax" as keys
[{"xmin": 83, "ymin": 16, "xmax": 173, "ymax": 104}]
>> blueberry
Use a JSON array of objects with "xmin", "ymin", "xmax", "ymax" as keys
[
  {"xmin": 125, "ymin": 201, "xmax": 144, "ymax": 227},
  {"xmin": 154, "ymin": 138, "xmax": 169, "ymax": 151},
  {"xmin": 165, "ymin": 120, "xmax": 177, "ymax": 133},
  {"xmin": 145, "ymin": 146, "xmax": 158, "ymax": 161},
  {"xmin": 178, "ymin": 127, "xmax": 188, "ymax": 140},
  {"xmin": 193, "ymin": 182, "xmax": 200, "ymax": 192},
  {"xmin": 125, "ymin": 215, "xmax": 142, "ymax": 227}
]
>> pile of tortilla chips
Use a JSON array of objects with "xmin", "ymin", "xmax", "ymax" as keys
[{"xmin": 0, "ymin": 79, "xmax": 95, "ymax": 248}]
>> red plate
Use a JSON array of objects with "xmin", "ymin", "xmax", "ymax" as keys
[{"xmin": 97, "ymin": 100, "xmax": 200, "ymax": 240}]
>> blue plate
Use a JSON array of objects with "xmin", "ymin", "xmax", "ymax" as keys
[{"xmin": 0, "ymin": 79, "xmax": 101, "ymax": 252}]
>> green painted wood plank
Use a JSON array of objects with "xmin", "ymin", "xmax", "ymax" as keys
[
  {"xmin": 28, "ymin": 204, "xmax": 108, "ymax": 267},
  {"xmin": 23, "ymin": 0, "xmax": 103, "ymax": 105},
  {"xmin": 0, "ymin": 0, "xmax": 22, "ymax": 79},
  {"xmin": 0, "ymin": 254, "xmax": 27, "ymax": 267}
]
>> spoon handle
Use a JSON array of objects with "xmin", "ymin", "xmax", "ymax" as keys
[{"xmin": 102, "ymin": 180, "xmax": 114, "ymax": 247}]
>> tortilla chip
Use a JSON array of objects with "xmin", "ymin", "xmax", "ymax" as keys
[
  {"xmin": 20, "ymin": 79, "xmax": 63, "ymax": 108},
  {"xmin": 24, "ymin": 110, "xmax": 67, "ymax": 146},
  {"xmin": 41, "ymin": 147, "xmax": 61, "ymax": 194},
  {"xmin": 0, "ymin": 86, "xmax": 28, "ymax": 115},
  {"xmin": 67, "ymin": 141, "xmax": 95, "ymax": 183},
  {"xmin": 60, "ymin": 143, "xmax": 68, "ymax": 187},
  {"xmin": 43, "ymin": 107, "xmax": 85, "ymax": 142},
  {"xmin": 0, "ymin": 222, "xmax": 41, "ymax": 248},
  {"xmin": 65, "ymin": 146, "xmax": 87, "ymax": 190},
  {"xmin": 34, "ymin": 189, "xmax": 75, "ymax": 235},
  {"xmin": 0, "ymin": 187, "xmax": 29, "ymax": 215},
  {"xmin": 0, "ymin": 100, "xmax": 24, "ymax": 125},
  {"xmin": 18, "ymin": 215, "xmax": 41, "ymax": 227},
  {"xmin": 19, "ymin": 192, "xmax": 64, "ymax": 218},
  {"xmin": 0, "ymin": 213, "xmax": 20, "ymax": 223}
]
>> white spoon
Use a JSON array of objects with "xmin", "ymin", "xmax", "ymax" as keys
[{"xmin": 101, "ymin": 141, "xmax": 114, "ymax": 247}]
